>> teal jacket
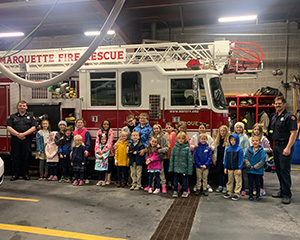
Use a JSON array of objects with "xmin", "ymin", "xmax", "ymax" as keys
[{"xmin": 169, "ymin": 142, "xmax": 193, "ymax": 175}]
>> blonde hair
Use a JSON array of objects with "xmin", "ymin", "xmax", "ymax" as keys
[
  {"xmin": 251, "ymin": 123, "xmax": 264, "ymax": 140},
  {"xmin": 176, "ymin": 121, "xmax": 187, "ymax": 134},
  {"xmin": 215, "ymin": 125, "xmax": 230, "ymax": 147},
  {"xmin": 72, "ymin": 135, "xmax": 85, "ymax": 147},
  {"xmin": 151, "ymin": 124, "xmax": 164, "ymax": 137},
  {"xmin": 176, "ymin": 132, "xmax": 188, "ymax": 143},
  {"xmin": 199, "ymin": 133, "xmax": 208, "ymax": 141},
  {"xmin": 147, "ymin": 136, "xmax": 159, "ymax": 153}
]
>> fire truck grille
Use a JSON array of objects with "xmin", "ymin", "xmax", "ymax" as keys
[
  {"xmin": 149, "ymin": 94, "xmax": 161, "ymax": 119},
  {"xmin": 150, "ymin": 194, "xmax": 200, "ymax": 240}
]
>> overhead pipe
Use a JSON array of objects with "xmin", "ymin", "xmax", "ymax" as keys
[{"xmin": 0, "ymin": 0, "xmax": 126, "ymax": 88}]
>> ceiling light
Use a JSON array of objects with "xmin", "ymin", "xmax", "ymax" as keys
[
  {"xmin": 84, "ymin": 30, "xmax": 115, "ymax": 36},
  {"xmin": 218, "ymin": 15, "xmax": 257, "ymax": 23},
  {"xmin": 0, "ymin": 32, "xmax": 24, "ymax": 38}
]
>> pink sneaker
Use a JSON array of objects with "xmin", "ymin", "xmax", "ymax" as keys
[
  {"xmin": 144, "ymin": 186, "xmax": 150, "ymax": 191},
  {"xmin": 241, "ymin": 190, "xmax": 246, "ymax": 196},
  {"xmin": 188, "ymin": 188, "xmax": 190, "ymax": 194},
  {"xmin": 79, "ymin": 180, "xmax": 84, "ymax": 186},
  {"xmin": 47, "ymin": 175, "xmax": 53, "ymax": 181},
  {"xmin": 178, "ymin": 184, "xmax": 181, "ymax": 192},
  {"xmin": 73, "ymin": 180, "xmax": 78, "ymax": 186},
  {"xmin": 162, "ymin": 186, "xmax": 167, "ymax": 194},
  {"xmin": 52, "ymin": 176, "xmax": 58, "ymax": 181}
]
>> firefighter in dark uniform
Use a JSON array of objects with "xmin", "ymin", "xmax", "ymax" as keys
[
  {"xmin": 271, "ymin": 96, "xmax": 298, "ymax": 204},
  {"xmin": 5, "ymin": 100, "xmax": 37, "ymax": 181}
]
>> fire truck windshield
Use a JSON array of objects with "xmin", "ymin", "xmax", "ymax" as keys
[{"xmin": 210, "ymin": 77, "xmax": 227, "ymax": 110}]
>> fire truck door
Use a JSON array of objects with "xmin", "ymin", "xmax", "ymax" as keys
[{"xmin": 0, "ymin": 85, "xmax": 9, "ymax": 153}]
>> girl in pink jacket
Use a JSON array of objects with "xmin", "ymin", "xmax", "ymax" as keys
[{"xmin": 146, "ymin": 137, "xmax": 162, "ymax": 194}]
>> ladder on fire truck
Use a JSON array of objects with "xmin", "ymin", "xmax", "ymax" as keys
[{"xmin": 0, "ymin": 40, "xmax": 263, "ymax": 75}]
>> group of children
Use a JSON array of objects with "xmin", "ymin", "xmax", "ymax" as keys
[{"xmin": 35, "ymin": 113, "xmax": 270, "ymax": 201}]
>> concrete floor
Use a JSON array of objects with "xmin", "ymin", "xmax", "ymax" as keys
[{"xmin": 0, "ymin": 166, "xmax": 300, "ymax": 240}]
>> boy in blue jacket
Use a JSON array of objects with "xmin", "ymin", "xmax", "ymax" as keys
[
  {"xmin": 194, "ymin": 133, "xmax": 212, "ymax": 196},
  {"xmin": 224, "ymin": 134, "xmax": 244, "ymax": 201},
  {"xmin": 244, "ymin": 136, "xmax": 266, "ymax": 201}
]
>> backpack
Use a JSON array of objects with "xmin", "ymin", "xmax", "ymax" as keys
[{"xmin": 254, "ymin": 86, "xmax": 283, "ymax": 96}]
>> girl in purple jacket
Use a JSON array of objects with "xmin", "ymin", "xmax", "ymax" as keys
[{"xmin": 146, "ymin": 137, "xmax": 162, "ymax": 194}]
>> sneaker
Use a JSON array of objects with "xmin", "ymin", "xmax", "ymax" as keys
[
  {"xmin": 73, "ymin": 180, "xmax": 78, "ymax": 186},
  {"xmin": 85, "ymin": 179, "xmax": 90, "ymax": 184},
  {"xmin": 96, "ymin": 181, "xmax": 101, "ymax": 186},
  {"xmin": 207, "ymin": 185, "xmax": 213, "ymax": 193},
  {"xmin": 188, "ymin": 188, "xmax": 191, "ymax": 194},
  {"xmin": 162, "ymin": 186, "xmax": 167, "ymax": 194},
  {"xmin": 203, "ymin": 190, "xmax": 209, "ymax": 196},
  {"xmin": 182, "ymin": 192, "xmax": 188, "ymax": 198},
  {"xmin": 241, "ymin": 190, "xmax": 246, "ymax": 196},
  {"xmin": 148, "ymin": 187, "xmax": 153, "ymax": 194},
  {"xmin": 172, "ymin": 191, "xmax": 178, "ymax": 198},
  {"xmin": 130, "ymin": 185, "xmax": 135, "ymax": 190},
  {"xmin": 144, "ymin": 186, "xmax": 150, "ymax": 191},
  {"xmin": 79, "ymin": 180, "xmax": 84, "ymax": 186},
  {"xmin": 43, "ymin": 174, "xmax": 48, "ymax": 179},
  {"xmin": 216, "ymin": 186, "xmax": 223, "ymax": 193},
  {"xmin": 249, "ymin": 196, "xmax": 254, "ymax": 201},
  {"xmin": 66, "ymin": 178, "xmax": 71, "ymax": 183},
  {"xmin": 222, "ymin": 187, "xmax": 227, "ymax": 194},
  {"xmin": 178, "ymin": 184, "xmax": 181, "ymax": 192},
  {"xmin": 256, "ymin": 196, "xmax": 262, "ymax": 201},
  {"xmin": 59, "ymin": 177, "xmax": 65, "ymax": 183},
  {"xmin": 47, "ymin": 175, "xmax": 53, "ymax": 181},
  {"xmin": 193, "ymin": 185, "xmax": 197, "ymax": 192},
  {"xmin": 101, "ymin": 181, "xmax": 106, "ymax": 186},
  {"xmin": 231, "ymin": 195, "xmax": 240, "ymax": 201},
  {"xmin": 272, "ymin": 192, "xmax": 283, "ymax": 198},
  {"xmin": 282, "ymin": 197, "xmax": 291, "ymax": 204},
  {"xmin": 153, "ymin": 189, "xmax": 160, "ymax": 194},
  {"xmin": 52, "ymin": 176, "xmax": 58, "ymax": 181},
  {"xmin": 260, "ymin": 189, "xmax": 266, "ymax": 196},
  {"xmin": 195, "ymin": 190, "xmax": 201, "ymax": 196},
  {"xmin": 224, "ymin": 193, "xmax": 231, "ymax": 199},
  {"xmin": 39, "ymin": 175, "xmax": 44, "ymax": 181},
  {"xmin": 134, "ymin": 186, "xmax": 140, "ymax": 191}
]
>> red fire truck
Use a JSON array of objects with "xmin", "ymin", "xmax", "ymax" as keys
[{"xmin": 0, "ymin": 40, "xmax": 263, "ymax": 156}]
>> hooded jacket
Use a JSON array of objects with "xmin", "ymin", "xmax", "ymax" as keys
[
  {"xmin": 127, "ymin": 140, "xmax": 145, "ymax": 166},
  {"xmin": 224, "ymin": 134, "xmax": 244, "ymax": 170},
  {"xmin": 244, "ymin": 146, "xmax": 266, "ymax": 175},
  {"xmin": 169, "ymin": 142, "xmax": 193, "ymax": 175},
  {"xmin": 194, "ymin": 142, "xmax": 212, "ymax": 169}
]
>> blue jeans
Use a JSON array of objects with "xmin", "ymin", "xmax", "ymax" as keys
[
  {"xmin": 173, "ymin": 173, "xmax": 189, "ymax": 193},
  {"xmin": 149, "ymin": 172, "xmax": 160, "ymax": 188},
  {"xmin": 61, "ymin": 155, "xmax": 72, "ymax": 178},
  {"xmin": 248, "ymin": 173, "xmax": 261, "ymax": 197},
  {"xmin": 274, "ymin": 145, "xmax": 294, "ymax": 198}
]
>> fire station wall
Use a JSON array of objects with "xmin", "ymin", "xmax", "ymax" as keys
[{"xmin": 155, "ymin": 22, "xmax": 300, "ymax": 111}]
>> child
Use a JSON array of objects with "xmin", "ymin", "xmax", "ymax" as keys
[
  {"xmin": 95, "ymin": 120, "xmax": 114, "ymax": 185},
  {"xmin": 45, "ymin": 132, "xmax": 59, "ymax": 181},
  {"xmin": 164, "ymin": 122, "xmax": 176, "ymax": 189},
  {"xmin": 146, "ymin": 137, "xmax": 163, "ymax": 194},
  {"xmin": 190, "ymin": 122, "xmax": 216, "ymax": 193},
  {"xmin": 147, "ymin": 124, "xmax": 169, "ymax": 193},
  {"xmin": 36, "ymin": 119, "xmax": 50, "ymax": 180},
  {"xmin": 223, "ymin": 134, "xmax": 244, "ymax": 201},
  {"xmin": 127, "ymin": 131, "xmax": 145, "ymax": 190},
  {"xmin": 114, "ymin": 131, "xmax": 130, "ymax": 187},
  {"xmin": 234, "ymin": 122, "xmax": 249, "ymax": 196},
  {"xmin": 170, "ymin": 121, "xmax": 190, "ymax": 151},
  {"xmin": 55, "ymin": 120, "xmax": 67, "ymax": 182},
  {"xmin": 214, "ymin": 125, "xmax": 230, "ymax": 193},
  {"xmin": 249, "ymin": 123, "xmax": 270, "ymax": 196},
  {"xmin": 95, "ymin": 134, "xmax": 110, "ymax": 186},
  {"xmin": 59, "ymin": 126, "xmax": 73, "ymax": 183},
  {"xmin": 245, "ymin": 136, "xmax": 266, "ymax": 201},
  {"xmin": 169, "ymin": 132, "xmax": 193, "ymax": 198},
  {"xmin": 73, "ymin": 118, "xmax": 91, "ymax": 184},
  {"xmin": 194, "ymin": 133, "xmax": 212, "ymax": 196},
  {"xmin": 71, "ymin": 135, "xmax": 86, "ymax": 186}
]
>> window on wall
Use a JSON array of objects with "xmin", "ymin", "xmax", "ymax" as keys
[
  {"xmin": 90, "ymin": 72, "xmax": 116, "ymax": 106},
  {"xmin": 121, "ymin": 72, "xmax": 141, "ymax": 106},
  {"xmin": 171, "ymin": 78, "xmax": 194, "ymax": 106}
]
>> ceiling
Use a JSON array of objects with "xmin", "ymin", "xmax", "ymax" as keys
[{"xmin": 0, "ymin": 0, "xmax": 299, "ymax": 44}]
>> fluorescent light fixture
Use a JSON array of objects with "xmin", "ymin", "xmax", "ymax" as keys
[
  {"xmin": 0, "ymin": 32, "xmax": 24, "ymax": 38},
  {"xmin": 107, "ymin": 30, "xmax": 115, "ymax": 35},
  {"xmin": 218, "ymin": 15, "xmax": 257, "ymax": 23},
  {"xmin": 84, "ymin": 30, "xmax": 115, "ymax": 36}
]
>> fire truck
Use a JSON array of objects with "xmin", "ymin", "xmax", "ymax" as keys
[{"xmin": 0, "ymin": 40, "xmax": 263, "ymax": 156}]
